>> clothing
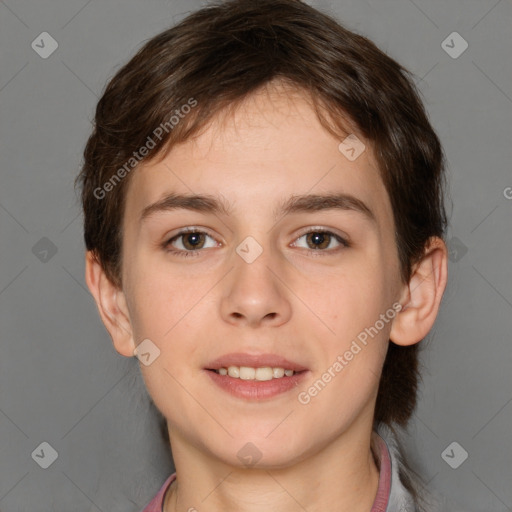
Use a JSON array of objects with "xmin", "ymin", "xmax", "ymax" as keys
[
  {"xmin": 140, "ymin": 423, "xmax": 462, "ymax": 512},
  {"xmin": 141, "ymin": 473, "xmax": 175, "ymax": 512}
]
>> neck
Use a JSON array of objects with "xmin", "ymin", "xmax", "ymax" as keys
[{"xmin": 163, "ymin": 421, "xmax": 381, "ymax": 512}]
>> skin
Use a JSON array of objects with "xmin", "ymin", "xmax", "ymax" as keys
[{"xmin": 86, "ymin": 81, "xmax": 448, "ymax": 512}]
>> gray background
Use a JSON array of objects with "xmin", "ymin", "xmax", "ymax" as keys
[{"xmin": 0, "ymin": 0, "xmax": 511, "ymax": 510}]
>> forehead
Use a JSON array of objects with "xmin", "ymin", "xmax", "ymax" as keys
[{"xmin": 124, "ymin": 85, "xmax": 393, "ymax": 232}]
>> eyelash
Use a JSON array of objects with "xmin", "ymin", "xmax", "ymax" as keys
[{"xmin": 163, "ymin": 227, "xmax": 350, "ymax": 259}]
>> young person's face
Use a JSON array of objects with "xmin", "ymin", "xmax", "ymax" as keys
[{"xmin": 116, "ymin": 85, "xmax": 408, "ymax": 466}]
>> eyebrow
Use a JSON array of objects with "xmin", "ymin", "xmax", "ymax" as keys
[{"xmin": 140, "ymin": 192, "xmax": 376, "ymax": 224}]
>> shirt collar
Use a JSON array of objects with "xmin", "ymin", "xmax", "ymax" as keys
[{"xmin": 371, "ymin": 423, "xmax": 417, "ymax": 512}]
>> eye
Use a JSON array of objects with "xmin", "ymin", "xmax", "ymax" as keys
[
  {"xmin": 162, "ymin": 227, "xmax": 349, "ymax": 258},
  {"xmin": 164, "ymin": 228, "xmax": 218, "ymax": 257},
  {"xmin": 292, "ymin": 229, "xmax": 349, "ymax": 253}
]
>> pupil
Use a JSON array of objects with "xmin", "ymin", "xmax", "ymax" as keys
[
  {"xmin": 308, "ymin": 232, "xmax": 329, "ymax": 249},
  {"xmin": 186, "ymin": 233, "xmax": 203, "ymax": 248}
]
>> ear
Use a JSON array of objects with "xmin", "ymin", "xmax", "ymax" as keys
[
  {"xmin": 85, "ymin": 251, "xmax": 135, "ymax": 358},
  {"xmin": 390, "ymin": 237, "xmax": 448, "ymax": 346}
]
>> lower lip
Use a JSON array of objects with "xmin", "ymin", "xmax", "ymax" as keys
[{"xmin": 205, "ymin": 369, "xmax": 309, "ymax": 400}]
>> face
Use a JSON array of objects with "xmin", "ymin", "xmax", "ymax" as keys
[{"xmin": 119, "ymin": 84, "xmax": 404, "ymax": 468}]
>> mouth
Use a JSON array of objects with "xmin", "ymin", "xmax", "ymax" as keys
[{"xmin": 204, "ymin": 353, "xmax": 309, "ymax": 400}]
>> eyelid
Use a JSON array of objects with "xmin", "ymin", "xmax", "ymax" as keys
[
  {"xmin": 292, "ymin": 226, "xmax": 350, "ymax": 244},
  {"xmin": 165, "ymin": 226, "xmax": 219, "ymax": 240}
]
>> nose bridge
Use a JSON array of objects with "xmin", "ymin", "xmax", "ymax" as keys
[
  {"xmin": 235, "ymin": 238, "xmax": 273, "ymax": 283},
  {"xmin": 232, "ymin": 232, "xmax": 279, "ymax": 296},
  {"xmin": 220, "ymin": 232, "xmax": 291, "ymax": 326}
]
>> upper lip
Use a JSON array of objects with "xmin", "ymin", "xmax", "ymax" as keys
[{"xmin": 206, "ymin": 353, "xmax": 308, "ymax": 371}]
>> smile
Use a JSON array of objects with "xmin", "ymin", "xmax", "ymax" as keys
[
  {"xmin": 204, "ymin": 352, "xmax": 309, "ymax": 399},
  {"xmin": 213, "ymin": 366, "xmax": 297, "ymax": 380}
]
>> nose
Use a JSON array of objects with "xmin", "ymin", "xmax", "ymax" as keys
[{"xmin": 219, "ymin": 243, "xmax": 292, "ymax": 328}]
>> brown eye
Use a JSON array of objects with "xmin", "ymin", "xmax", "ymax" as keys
[
  {"xmin": 164, "ymin": 229, "xmax": 218, "ymax": 257},
  {"xmin": 305, "ymin": 232, "xmax": 331, "ymax": 250},
  {"xmin": 180, "ymin": 232, "xmax": 206, "ymax": 250},
  {"xmin": 292, "ymin": 229, "xmax": 349, "ymax": 253}
]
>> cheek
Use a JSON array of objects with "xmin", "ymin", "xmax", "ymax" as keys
[
  {"xmin": 309, "ymin": 294, "xmax": 391, "ymax": 410},
  {"xmin": 124, "ymin": 254, "xmax": 196, "ymax": 336},
  {"xmin": 125, "ymin": 263, "xmax": 215, "ymax": 386},
  {"xmin": 312, "ymin": 266, "xmax": 394, "ymax": 368},
  {"xmin": 319, "ymin": 263, "xmax": 386, "ymax": 319}
]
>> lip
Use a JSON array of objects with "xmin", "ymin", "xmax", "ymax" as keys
[
  {"xmin": 204, "ymin": 352, "xmax": 310, "ymax": 401},
  {"xmin": 205, "ymin": 368, "xmax": 309, "ymax": 400},
  {"xmin": 205, "ymin": 352, "xmax": 309, "ymax": 372}
]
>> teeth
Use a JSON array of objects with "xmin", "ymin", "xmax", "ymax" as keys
[
  {"xmin": 255, "ymin": 367, "xmax": 273, "ymax": 381},
  {"xmin": 273, "ymin": 367, "xmax": 285, "ymax": 378},
  {"xmin": 217, "ymin": 366, "xmax": 297, "ymax": 380},
  {"xmin": 239, "ymin": 366, "xmax": 255, "ymax": 380},
  {"xmin": 227, "ymin": 366, "xmax": 240, "ymax": 378}
]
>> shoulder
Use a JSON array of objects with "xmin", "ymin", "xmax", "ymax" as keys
[{"xmin": 420, "ymin": 489, "xmax": 474, "ymax": 512}]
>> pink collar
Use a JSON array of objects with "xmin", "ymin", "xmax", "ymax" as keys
[{"xmin": 370, "ymin": 431, "xmax": 392, "ymax": 511}]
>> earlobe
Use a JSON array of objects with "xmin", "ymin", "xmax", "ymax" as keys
[
  {"xmin": 390, "ymin": 237, "xmax": 448, "ymax": 347},
  {"xmin": 85, "ymin": 251, "xmax": 135, "ymax": 358}
]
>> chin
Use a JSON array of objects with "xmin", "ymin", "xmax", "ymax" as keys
[{"xmin": 214, "ymin": 432, "xmax": 306, "ymax": 469}]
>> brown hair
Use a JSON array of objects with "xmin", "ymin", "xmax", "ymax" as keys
[{"xmin": 77, "ymin": 0, "xmax": 447, "ymax": 500}]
